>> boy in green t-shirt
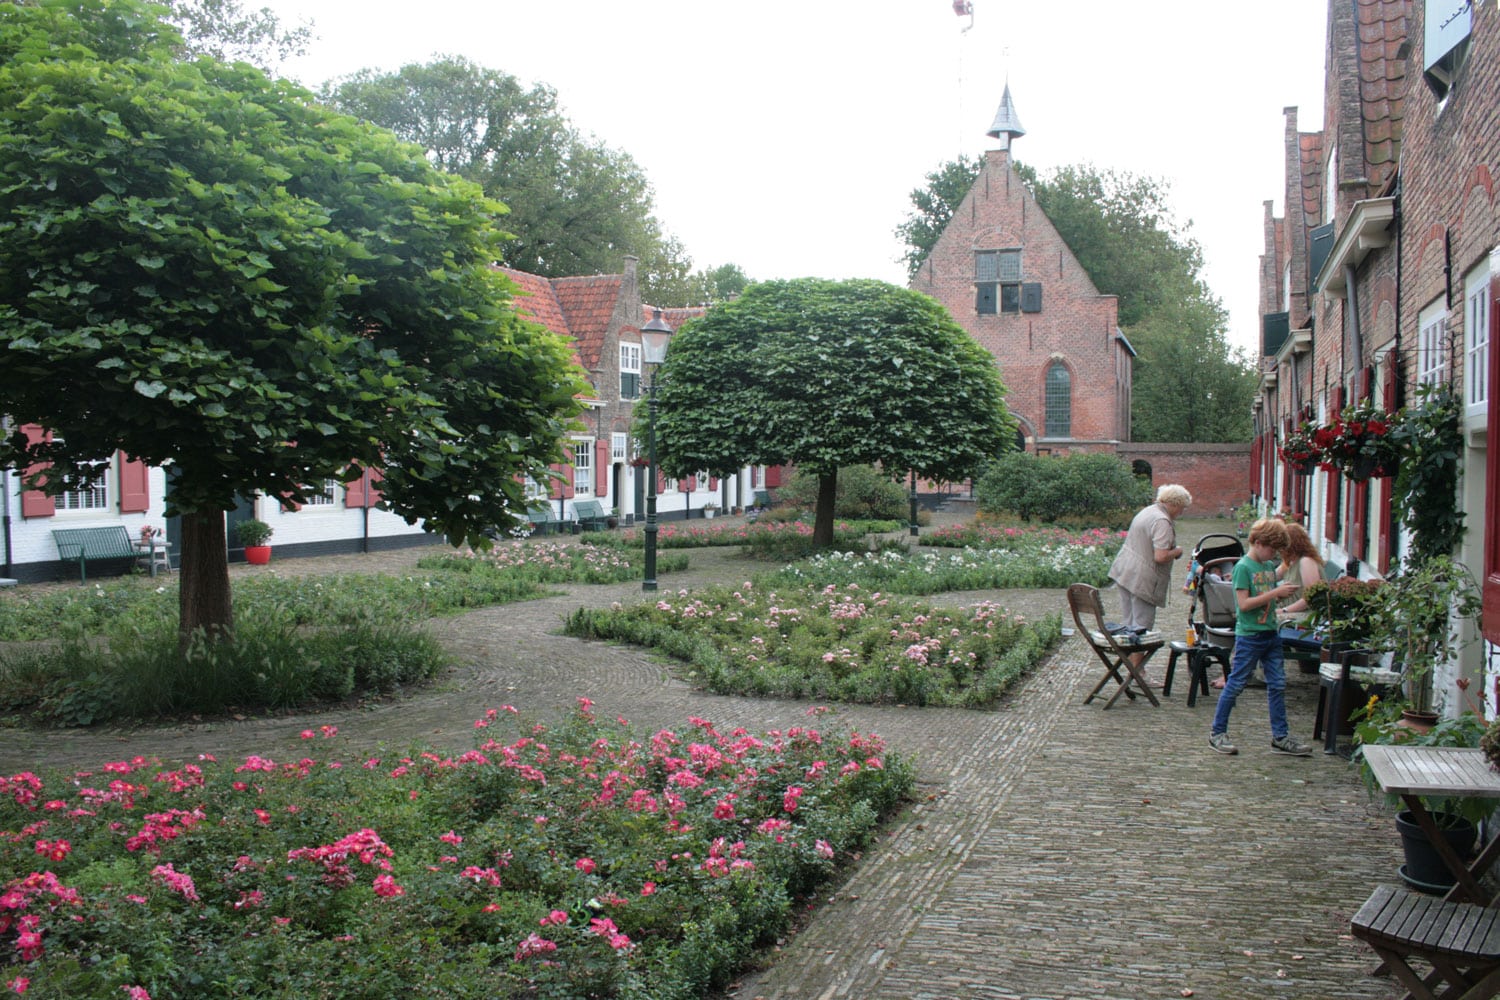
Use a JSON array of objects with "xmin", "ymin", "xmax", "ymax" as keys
[{"xmin": 1208, "ymin": 518, "xmax": 1312, "ymax": 757}]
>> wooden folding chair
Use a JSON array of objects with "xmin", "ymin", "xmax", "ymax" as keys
[
  {"xmin": 1352, "ymin": 884, "xmax": 1500, "ymax": 1000},
  {"xmin": 1068, "ymin": 583, "xmax": 1164, "ymax": 709}
]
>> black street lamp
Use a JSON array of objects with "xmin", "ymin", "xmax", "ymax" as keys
[
  {"xmin": 909, "ymin": 469, "xmax": 919, "ymax": 537},
  {"xmin": 640, "ymin": 309, "xmax": 673, "ymax": 591}
]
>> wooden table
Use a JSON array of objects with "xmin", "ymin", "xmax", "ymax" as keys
[{"xmin": 1361, "ymin": 745, "xmax": 1500, "ymax": 905}]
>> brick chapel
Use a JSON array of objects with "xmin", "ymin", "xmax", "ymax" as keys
[{"xmin": 909, "ymin": 86, "xmax": 1136, "ymax": 454}]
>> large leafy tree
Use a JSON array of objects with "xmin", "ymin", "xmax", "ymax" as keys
[
  {"xmin": 320, "ymin": 57, "xmax": 692, "ymax": 300},
  {"xmin": 895, "ymin": 158, "xmax": 1255, "ymax": 441},
  {"xmin": 0, "ymin": 0, "xmax": 586, "ymax": 641},
  {"xmin": 161, "ymin": 0, "xmax": 312, "ymax": 70},
  {"xmin": 653, "ymin": 279, "xmax": 1012, "ymax": 546}
]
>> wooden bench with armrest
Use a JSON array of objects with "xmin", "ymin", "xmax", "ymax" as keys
[{"xmin": 572, "ymin": 500, "xmax": 610, "ymax": 531}]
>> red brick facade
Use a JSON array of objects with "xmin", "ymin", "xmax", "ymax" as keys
[
  {"xmin": 1115, "ymin": 444, "xmax": 1252, "ymax": 518},
  {"xmin": 909, "ymin": 147, "xmax": 1131, "ymax": 449}
]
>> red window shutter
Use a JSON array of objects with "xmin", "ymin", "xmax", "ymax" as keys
[
  {"xmin": 367, "ymin": 468, "xmax": 384, "ymax": 506},
  {"xmin": 656, "ymin": 468, "xmax": 666, "ymax": 493},
  {"xmin": 548, "ymin": 463, "xmax": 574, "ymax": 500},
  {"xmin": 117, "ymin": 452, "xmax": 150, "ymax": 513},
  {"xmin": 683, "ymin": 475, "xmax": 695, "ymax": 494},
  {"xmin": 345, "ymin": 471, "xmax": 366, "ymax": 508},
  {"xmin": 765, "ymin": 465, "xmax": 784, "ymax": 487},
  {"xmin": 708, "ymin": 477, "xmax": 718, "ymax": 490},
  {"xmin": 279, "ymin": 493, "xmax": 303, "ymax": 512},
  {"xmin": 750, "ymin": 467, "xmax": 758, "ymax": 487},
  {"xmin": 595, "ymin": 439, "xmax": 609, "ymax": 494},
  {"xmin": 19, "ymin": 424, "xmax": 55, "ymax": 518}
]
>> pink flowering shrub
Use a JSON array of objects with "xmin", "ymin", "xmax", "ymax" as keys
[
  {"xmin": 0, "ymin": 704, "xmax": 911, "ymax": 998},
  {"xmin": 566, "ymin": 581, "xmax": 1061, "ymax": 707},
  {"xmin": 421, "ymin": 541, "xmax": 688, "ymax": 585}
]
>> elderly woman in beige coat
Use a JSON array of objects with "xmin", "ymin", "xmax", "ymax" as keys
[{"xmin": 1108, "ymin": 484, "xmax": 1192, "ymax": 678}]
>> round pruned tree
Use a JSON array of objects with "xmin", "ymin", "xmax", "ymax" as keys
[
  {"xmin": 652, "ymin": 278, "xmax": 1012, "ymax": 547},
  {"xmin": 0, "ymin": 0, "xmax": 587, "ymax": 643}
]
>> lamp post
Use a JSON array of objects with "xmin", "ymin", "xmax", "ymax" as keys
[
  {"xmin": 909, "ymin": 469, "xmax": 919, "ymax": 537},
  {"xmin": 640, "ymin": 309, "xmax": 673, "ymax": 591}
]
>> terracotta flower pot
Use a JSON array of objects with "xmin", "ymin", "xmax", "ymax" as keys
[{"xmin": 244, "ymin": 545, "xmax": 271, "ymax": 565}]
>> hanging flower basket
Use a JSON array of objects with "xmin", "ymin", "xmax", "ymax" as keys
[
  {"xmin": 1317, "ymin": 401, "xmax": 1398, "ymax": 481},
  {"xmin": 1278, "ymin": 420, "xmax": 1323, "ymax": 474}
]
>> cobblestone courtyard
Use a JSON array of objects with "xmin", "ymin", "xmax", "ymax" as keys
[{"xmin": 0, "ymin": 515, "xmax": 1406, "ymax": 999}]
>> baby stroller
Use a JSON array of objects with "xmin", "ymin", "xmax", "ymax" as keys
[{"xmin": 1186, "ymin": 532, "xmax": 1243, "ymax": 651}]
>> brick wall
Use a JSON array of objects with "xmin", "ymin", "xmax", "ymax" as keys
[
  {"xmin": 1116, "ymin": 443, "xmax": 1252, "ymax": 518},
  {"xmin": 910, "ymin": 148, "xmax": 1128, "ymax": 445}
]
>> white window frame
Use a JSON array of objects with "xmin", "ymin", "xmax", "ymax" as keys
[
  {"xmin": 52, "ymin": 447, "xmax": 111, "ymax": 515},
  {"xmin": 522, "ymin": 476, "xmax": 548, "ymax": 502},
  {"xmin": 572, "ymin": 438, "xmax": 594, "ymax": 497},
  {"xmin": 611, "ymin": 433, "xmax": 628, "ymax": 462},
  {"xmin": 301, "ymin": 479, "xmax": 339, "ymax": 509},
  {"xmin": 1464, "ymin": 258, "xmax": 1491, "ymax": 425},
  {"xmin": 620, "ymin": 343, "xmax": 642, "ymax": 400},
  {"xmin": 1418, "ymin": 297, "xmax": 1448, "ymax": 387}
]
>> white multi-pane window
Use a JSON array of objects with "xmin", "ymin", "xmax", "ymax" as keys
[
  {"xmin": 620, "ymin": 343, "xmax": 642, "ymax": 400},
  {"xmin": 611, "ymin": 433, "xmax": 628, "ymax": 462},
  {"xmin": 57, "ymin": 474, "xmax": 109, "ymax": 512},
  {"xmin": 303, "ymin": 479, "xmax": 338, "ymax": 507},
  {"xmin": 1465, "ymin": 260, "xmax": 1490, "ymax": 422},
  {"xmin": 1418, "ymin": 298, "xmax": 1448, "ymax": 387},
  {"xmin": 572, "ymin": 439, "xmax": 593, "ymax": 496}
]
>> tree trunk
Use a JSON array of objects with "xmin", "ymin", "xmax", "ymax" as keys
[
  {"xmin": 813, "ymin": 471, "xmax": 838, "ymax": 548},
  {"xmin": 179, "ymin": 510, "xmax": 233, "ymax": 650}
]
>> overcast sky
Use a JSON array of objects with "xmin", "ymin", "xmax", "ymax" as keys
[{"xmin": 261, "ymin": 0, "xmax": 1330, "ymax": 355}]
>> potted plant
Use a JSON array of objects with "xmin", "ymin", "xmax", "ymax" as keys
[
  {"xmin": 702, "ymin": 502, "xmax": 719, "ymax": 519},
  {"xmin": 234, "ymin": 519, "xmax": 274, "ymax": 565},
  {"xmin": 1302, "ymin": 575, "xmax": 1386, "ymax": 654},
  {"xmin": 1372, "ymin": 555, "xmax": 1482, "ymax": 720}
]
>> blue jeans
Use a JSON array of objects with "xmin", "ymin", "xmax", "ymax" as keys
[{"xmin": 1210, "ymin": 629, "xmax": 1289, "ymax": 740}]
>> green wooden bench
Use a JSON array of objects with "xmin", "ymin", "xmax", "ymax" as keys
[
  {"xmin": 52, "ymin": 526, "xmax": 139, "ymax": 582},
  {"xmin": 752, "ymin": 489, "xmax": 772, "ymax": 509},
  {"xmin": 525, "ymin": 504, "xmax": 565, "ymax": 536},
  {"xmin": 573, "ymin": 499, "xmax": 610, "ymax": 531}
]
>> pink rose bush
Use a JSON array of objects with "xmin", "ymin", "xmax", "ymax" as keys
[{"xmin": 0, "ymin": 704, "xmax": 911, "ymax": 998}]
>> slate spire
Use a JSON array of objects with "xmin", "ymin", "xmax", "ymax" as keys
[{"xmin": 986, "ymin": 82, "xmax": 1026, "ymax": 150}]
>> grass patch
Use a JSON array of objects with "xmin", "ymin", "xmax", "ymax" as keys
[
  {"xmin": 565, "ymin": 581, "xmax": 1061, "ymax": 707},
  {"xmin": 0, "ymin": 705, "xmax": 914, "ymax": 999}
]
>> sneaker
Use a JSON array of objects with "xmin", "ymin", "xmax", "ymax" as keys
[
  {"xmin": 1270, "ymin": 735, "xmax": 1313, "ymax": 757},
  {"xmin": 1209, "ymin": 732, "xmax": 1238, "ymax": 755}
]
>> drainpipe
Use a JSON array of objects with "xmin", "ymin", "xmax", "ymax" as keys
[
  {"xmin": 1345, "ymin": 263, "xmax": 1364, "ymax": 379},
  {"xmin": 1, "ymin": 467, "xmax": 13, "ymax": 578},
  {"xmin": 1393, "ymin": 177, "xmax": 1405, "ymax": 410}
]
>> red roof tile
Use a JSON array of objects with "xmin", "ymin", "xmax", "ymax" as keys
[
  {"xmin": 553, "ymin": 275, "xmax": 624, "ymax": 372},
  {"xmin": 1356, "ymin": 0, "xmax": 1407, "ymax": 192}
]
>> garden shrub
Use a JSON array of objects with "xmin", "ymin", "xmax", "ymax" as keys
[
  {"xmin": 774, "ymin": 465, "xmax": 909, "ymax": 520},
  {"xmin": 975, "ymin": 451, "xmax": 1150, "ymax": 524},
  {"xmin": 0, "ymin": 706, "xmax": 916, "ymax": 999},
  {"xmin": 565, "ymin": 583, "xmax": 1060, "ymax": 708}
]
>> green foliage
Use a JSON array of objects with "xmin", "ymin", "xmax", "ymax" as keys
[
  {"xmin": 0, "ymin": 0, "xmax": 588, "ymax": 638},
  {"xmin": 1392, "ymin": 383, "xmax": 1466, "ymax": 562},
  {"xmin": 232, "ymin": 519, "xmax": 273, "ymax": 547},
  {"xmin": 652, "ymin": 278, "xmax": 1012, "ymax": 545},
  {"xmin": 321, "ymin": 55, "xmax": 692, "ymax": 300},
  {"xmin": 766, "ymin": 529, "xmax": 1116, "ymax": 593},
  {"xmin": 774, "ymin": 465, "xmax": 909, "ymax": 520},
  {"xmin": 566, "ymin": 584, "xmax": 1061, "ymax": 708},
  {"xmin": 0, "ymin": 607, "xmax": 444, "ymax": 727},
  {"xmin": 0, "ymin": 707, "xmax": 915, "ymax": 998},
  {"xmin": 974, "ymin": 452, "xmax": 1150, "ymax": 523},
  {"xmin": 418, "ymin": 541, "xmax": 689, "ymax": 585},
  {"xmin": 160, "ymin": 0, "xmax": 312, "ymax": 69},
  {"xmin": 893, "ymin": 154, "xmax": 981, "ymax": 278}
]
